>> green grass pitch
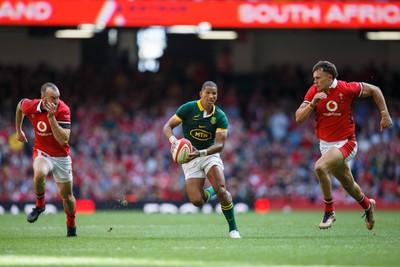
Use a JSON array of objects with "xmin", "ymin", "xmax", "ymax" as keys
[{"xmin": 1, "ymin": 210, "xmax": 399, "ymax": 266}]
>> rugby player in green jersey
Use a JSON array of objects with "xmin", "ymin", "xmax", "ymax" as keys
[{"xmin": 163, "ymin": 81, "xmax": 241, "ymax": 238}]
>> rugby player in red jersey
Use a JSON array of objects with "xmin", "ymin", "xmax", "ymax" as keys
[
  {"xmin": 15, "ymin": 82, "xmax": 77, "ymax": 237},
  {"xmin": 295, "ymin": 61, "xmax": 392, "ymax": 230}
]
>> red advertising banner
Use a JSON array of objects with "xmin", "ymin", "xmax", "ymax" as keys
[{"xmin": 0, "ymin": 0, "xmax": 399, "ymax": 29}]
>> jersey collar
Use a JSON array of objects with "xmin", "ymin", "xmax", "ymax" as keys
[
  {"xmin": 36, "ymin": 100, "xmax": 45, "ymax": 113},
  {"xmin": 197, "ymin": 100, "xmax": 215, "ymax": 115},
  {"xmin": 329, "ymin": 78, "xmax": 338, "ymax": 88}
]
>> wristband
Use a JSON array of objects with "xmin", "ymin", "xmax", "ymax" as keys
[
  {"xmin": 169, "ymin": 136, "xmax": 177, "ymax": 144},
  {"xmin": 308, "ymin": 104, "xmax": 315, "ymax": 109},
  {"xmin": 199, "ymin": 149, "xmax": 208, "ymax": 157}
]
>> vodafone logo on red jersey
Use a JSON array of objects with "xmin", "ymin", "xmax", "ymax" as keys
[
  {"xmin": 324, "ymin": 101, "xmax": 341, "ymax": 116},
  {"xmin": 36, "ymin": 121, "xmax": 52, "ymax": 136},
  {"xmin": 37, "ymin": 121, "xmax": 47, "ymax": 132},
  {"xmin": 36, "ymin": 121, "xmax": 53, "ymax": 137},
  {"xmin": 326, "ymin": 101, "xmax": 338, "ymax": 112}
]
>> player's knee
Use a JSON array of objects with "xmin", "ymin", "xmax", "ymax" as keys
[
  {"xmin": 60, "ymin": 192, "xmax": 75, "ymax": 202},
  {"xmin": 33, "ymin": 172, "xmax": 46, "ymax": 182},
  {"xmin": 68, "ymin": 194, "xmax": 76, "ymax": 203},
  {"xmin": 189, "ymin": 195, "xmax": 204, "ymax": 207},
  {"xmin": 191, "ymin": 199, "xmax": 204, "ymax": 207},
  {"xmin": 315, "ymin": 162, "xmax": 328, "ymax": 176},
  {"xmin": 216, "ymin": 186, "xmax": 232, "ymax": 203},
  {"xmin": 216, "ymin": 186, "xmax": 226, "ymax": 198}
]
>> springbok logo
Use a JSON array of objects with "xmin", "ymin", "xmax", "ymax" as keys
[
  {"xmin": 326, "ymin": 101, "xmax": 338, "ymax": 112},
  {"xmin": 37, "ymin": 121, "xmax": 47, "ymax": 132}
]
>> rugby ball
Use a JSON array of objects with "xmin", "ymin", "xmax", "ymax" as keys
[{"xmin": 171, "ymin": 138, "xmax": 192, "ymax": 164}]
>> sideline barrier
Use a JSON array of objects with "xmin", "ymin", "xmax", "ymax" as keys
[
  {"xmin": 254, "ymin": 198, "xmax": 270, "ymax": 213},
  {"xmin": 0, "ymin": 199, "xmax": 399, "ymax": 215},
  {"xmin": 76, "ymin": 199, "xmax": 96, "ymax": 214}
]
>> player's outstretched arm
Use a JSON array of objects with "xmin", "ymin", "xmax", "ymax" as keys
[
  {"xmin": 361, "ymin": 82, "xmax": 392, "ymax": 131},
  {"xmin": 163, "ymin": 115, "xmax": 182, "ymax": 153},
  {"xmin": 295, "ymin": 102, "xmax": 314, "ymax": 124},
  {"xmin": 15, "ymin": 99, "xmax": 28, "ymax": 143}
]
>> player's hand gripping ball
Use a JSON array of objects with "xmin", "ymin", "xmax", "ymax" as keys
[{"xmin": 171, "ymin": 138, "xmax": 192, "ymax": 164}]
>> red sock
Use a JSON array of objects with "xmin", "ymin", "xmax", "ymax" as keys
[
  {"xmin": 324, "ymin": 198, "xmax": 334, "ymax": 213},
  {"xmin": 357, "ymin": 194, "xmax": 371, "ymax": 210},
  {"xmin": 65, "ymin": 210, "xmax": 76, "ymax": 228},
  {"xmin": 35, "ymin": 192, "xmax": 45, "ymax": 208}
]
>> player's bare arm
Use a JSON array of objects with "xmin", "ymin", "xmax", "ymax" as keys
[
  {"xmin": 295, "ymin": 92, "xmax": 328, "ymax": 124},
  {"xmin": 48, "ymin": 116, "xmax": 70, "ymax": 146},
  {"xmin": 163, "ymin": 115, "xmax": 182, "ymax": 153},
  {"xmin": 360, "ymin": 82, "xmax": 392, "ymax": 131},
  {"xmin": 295, "ymin": 102, "xmax": 313, "ymax": 124},
  {"xmin": 15, "ymin": 99, "xmax": 28, "ymax": 143},
  {"xmin": 186, "ymin": 130, "xmax": 226, "ymax": 162},
  {"xmin": 212, "ymin": 130, "xmax": 226, "ymax": 154},
  {"xmin": 163, "ymin": 115, "xmax": 181, "ymax": 139},
  {"xmin": 190, "ymin": 131, "xmax": 226, "ymax": 158},
  {"xmin": 46, "ymin": 102, "xmax": 70, "ymax": 146}
]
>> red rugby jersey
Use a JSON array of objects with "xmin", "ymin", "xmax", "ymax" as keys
[
  {"xmin": 21, "ymin": 99, "xmax": 71, "ymax": 157},
  {"xmin": 304, "ymin": 80, "xmax": 363, "ymax": 142}
]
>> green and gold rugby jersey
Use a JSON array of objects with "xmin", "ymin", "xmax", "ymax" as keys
[{"xmin": 174, "ymin": 100, "xmax": 228, "ymax": 150}]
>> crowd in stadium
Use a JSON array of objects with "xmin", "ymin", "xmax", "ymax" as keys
[{"xmin": 0, "ymin": 60, "xmax": 399, "ymax": 206}]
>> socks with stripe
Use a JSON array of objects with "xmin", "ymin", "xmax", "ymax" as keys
[
  {"xmin": 357, "ymin": 194, "xmax": 371, "ymax": 210},
  {"xmin": 65, "ymin": 210, "xmax": 76, "ymax": 228},
  {"xmin": 324, "ymin": 198, "xmax": 334, "ymax": 213},
  {"xmin": 35, "ymin": 191, "xmax": 45, "ymax": 208},
  {"xmin": 221, "ymin": 201, "xmax": 238, "ymax": 232},
  {"xmin": 204, "ymin": 186, "xmax": 215, "ymax": 203}
]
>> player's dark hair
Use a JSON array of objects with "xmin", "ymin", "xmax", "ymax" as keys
[
  {"xmin": 312, "ymin": 61, "xmax": 338, "ymax": 78},
  {"xmin": 41, "ymin": 82, "xmax": 59, "ymax": 95},
  {"xmin": 202, "ymin": 81, "xmax": 217, "ymax": 90}
]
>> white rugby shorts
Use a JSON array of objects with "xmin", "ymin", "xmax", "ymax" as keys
[
  {"xmin": 319, "ymin": 139, "xmax": 357, "ymax": 163},
  {"xmin": 35, "ymin": 150, "xmax": 73, "ymax": 183},
  {"xmin": 182, "ymin": 153, "xmax": 224, "ymax": 179}
]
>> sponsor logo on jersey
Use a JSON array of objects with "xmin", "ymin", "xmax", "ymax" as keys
[
  {"xmin": 37, "ymin": 121, "xmax": 47, "ymax": 132},
  {"xmin": 190, "ymin": 129, "xmax": 212, "ymax": 141},
  {"xmin": 36, "ymin": 121, "xmax": 53, "ymax": 136},
  {"xmin": 192, "ymin": 114, "xmax": 200, "ymax": 120},
  {"xmin": 326, "ymin": 100, "xmax": 338, "ymax": 111},
  {"xmin": 37, "ymin": 132, "xmax": 53, "ymax": 136},
  {"xmin": 324, "ymin": 100, "xmax": 341, "ymax": 116}
]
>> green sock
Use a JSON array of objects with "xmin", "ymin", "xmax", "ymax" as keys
[
  {"xmin": 205, "ymin": 186, "xmax": 215, "ymax": 197},
  {"xmin": 204, "ymin": 186, "xmax": 215, "ymax": 203},
  {"xmin": 221, "ymin": 201, "xmax": 238, "ymax": 232}
]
